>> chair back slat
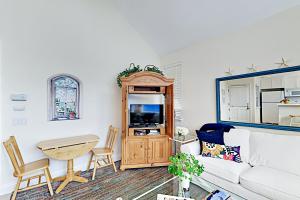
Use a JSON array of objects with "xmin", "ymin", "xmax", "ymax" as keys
[
  {"xmin": 11, "ymin": 136, "xmax": 25, "ymax": 165},
  {"xmin": 105, "ymin": 126, "xmax": 119, "ymax": 151},
  {"xmin": 3, "ymin": 136, "xmax": 24, "ymax": 176}
]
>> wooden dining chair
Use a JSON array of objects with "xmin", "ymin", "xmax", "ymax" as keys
[
  {"xmin": 87, "ymin": 126, "xmax": 119, "ymax": 180},
  {"xmin": 3, "ymin": 136, "xmax": 53, "ymax": 200}
]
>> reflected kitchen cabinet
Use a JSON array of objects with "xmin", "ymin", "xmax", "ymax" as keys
[
  {"xmin": 272, "ymin": 77, "xmax": 284, "ymax": 88},
  {"xmin": 283, "ymin": 75, "xmax": 300, "ymax": 89},
  {"xmin": 260, "ymin": 76, "xmax": 283, "ymax": 89}
]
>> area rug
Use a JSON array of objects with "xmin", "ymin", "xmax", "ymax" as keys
[{"xmin": 15, "ymin": 162, "xmax": 173, "ymax": 200}]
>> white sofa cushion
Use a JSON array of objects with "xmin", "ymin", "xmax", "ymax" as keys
[
  {"xmin": 224, "ymin": 129, "xmax": 250, "ymax": 163},
  {"xmin": 180, "ymin": 140, "xmax": 201, "ymax": 155},
  {"xmin": 240, "ymin": 166, "xmax": 300, "ymax": 200},
  {"xmin": 195, "ymin": 155, "xmax": 251, "ymax": 184},
  {"xmin": 250, "ymin": 132, "xmax": 300, "ymax": 176}
]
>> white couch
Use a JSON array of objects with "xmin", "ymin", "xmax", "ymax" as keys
[{"xmin": 181, "ymin": 129, "xmax": 300, "ymax": 200}]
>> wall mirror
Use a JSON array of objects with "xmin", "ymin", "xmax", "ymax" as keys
[{"xmin": 216, "ymin": 66, "xmax": 300, "ymax": 132}]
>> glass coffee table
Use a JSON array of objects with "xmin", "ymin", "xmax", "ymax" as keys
[{"xmin": 132, "ymin": 176, "xmax": 245, "ymax": 200}]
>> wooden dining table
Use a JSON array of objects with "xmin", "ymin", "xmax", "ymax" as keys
[{"xmin": 37, "ymin": 134, "xmax": 99, "ymax": 194}]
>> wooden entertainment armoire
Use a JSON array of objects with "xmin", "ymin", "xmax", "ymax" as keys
[{"xmin": 120, "ymin": 71, "xmax": 174, "ymax": 171}]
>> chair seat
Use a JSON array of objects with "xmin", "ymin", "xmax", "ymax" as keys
[
  {"xmin": 16, "ymin": 158, "xmax": 49, "ymax": 176},
  {"xmin": 92, "ymin": 147, "xmax": 112, "ymax": 155}
]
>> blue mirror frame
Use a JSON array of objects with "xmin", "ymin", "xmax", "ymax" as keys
[{"xmin": 216, "ymin": 65, "xmax": 300, "ymax": 132}]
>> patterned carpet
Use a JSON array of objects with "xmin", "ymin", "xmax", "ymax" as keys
[{"xmin": 15, "ymin": 162, "xmax": 173, "ymax": 200}]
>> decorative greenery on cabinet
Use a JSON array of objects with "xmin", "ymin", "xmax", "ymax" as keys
[{"xmin": 117, "ymin": 63, "xmax": 164, "ymax": 87}]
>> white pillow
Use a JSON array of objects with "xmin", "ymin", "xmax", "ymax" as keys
[
  {"xmin": 224, "ymin": 129, "xmax": 250, "ymax": 163},
  {"xmin": 180, "ymin": 140, "xmax": 201, "ymax": 155}
]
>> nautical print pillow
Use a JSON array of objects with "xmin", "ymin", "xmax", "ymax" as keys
[{"xmin": 201, "ymin": 141, "xmax": 242, "ymax": 163}]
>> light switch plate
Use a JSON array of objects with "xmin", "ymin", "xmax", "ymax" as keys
[
  {"xmin": 10, "ymin": 94, "xmax": 27, "ymax": 101},
  {"xmin": 12, "ymin": 118, "xmax": 27, "ymax": 126},
  {"xmin": 13, "ymin": 105, "xmax": 26, "ymax": 111}
]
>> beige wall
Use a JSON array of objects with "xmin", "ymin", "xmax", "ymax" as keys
[
  {"xmin": 0, "ymin": 0, "xmax": 159, "ymax": 194},
  {"xmin": 161, "ymin": 6, "xmax": 300, "ymax": 132}
]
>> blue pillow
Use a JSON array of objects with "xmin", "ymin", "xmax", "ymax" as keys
[
  {"xmin": 196, "ymin": 123, "xmax": 235, "ymax": 145},
  {"xmin": 196, "ymin": 129, "xmax": 225, "ymax": 145},
  {"xmin": 199, "ymin": 123, "xmax": 234, "ymax": 133}
]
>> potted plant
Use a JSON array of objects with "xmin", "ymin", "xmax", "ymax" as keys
[{"xmin": 168, "ymin": 153, "xmax": 204, "ymax": 196}]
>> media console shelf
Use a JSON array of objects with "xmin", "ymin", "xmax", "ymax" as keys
[
  {"xmin": 128, "ymin": 126, "xmax": 165, "ymax": 136},
  {"xmin": 128, "ymin": 86, "xmax": 166, "ymax": 94},
  {"xmin": 120, "ymin": 71, "xmax": 174, "ymax": 171}
]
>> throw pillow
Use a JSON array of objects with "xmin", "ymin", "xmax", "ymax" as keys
[
  {"xmin": 196, "ymin": 129, "xmax": 225, "ymax": 145},
  {"xmin": 201, "ymin": 141, "xmax": 242, "ymax": 163},
  {"xmin": 196, "ymin": 123, "xmax": 235, "ymax": 145},
  {"xmin": 199, "ymin": 123, "xmax": 235, "ymax": 133}
]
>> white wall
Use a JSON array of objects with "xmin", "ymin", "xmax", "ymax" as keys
[
  {"xmin": 0, "ymin": 0, "xmax": 159, "ymax": 194},
  {"xmin": 161, "ymin": 6, "xmax": 300, "ymax": 132}
]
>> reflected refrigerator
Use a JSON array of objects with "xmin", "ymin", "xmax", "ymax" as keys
[{"xmin": 260, "ymin": 88, "xmax": 284, "ymax": 124}]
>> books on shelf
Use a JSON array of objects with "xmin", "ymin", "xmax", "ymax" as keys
[
  {"xmin": 204, "ymin": 190, "xmax": 230, "ymax": 200},
  {"xmin": 134, "ymin": 130, "xmax": 147, "ymax": 136},
  {"xmin": 148, "ymin": 129, "xmax": 159, "ymax": 135},
  {"xmin": 134, "ymin": 129, "xmax": 160, "ymax": 136},
  {"xmin": 157, "ymin": 194, "xmax": 194, "ymax": 200}
]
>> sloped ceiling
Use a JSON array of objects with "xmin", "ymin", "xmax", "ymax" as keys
[{"xmin": 113, "ymin": 0, "xmax": 300, "ymax": 55}]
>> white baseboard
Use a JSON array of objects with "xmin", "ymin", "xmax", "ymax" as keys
[{"xmin": 0, "ymin": 158, "xmax": 121, "ymax": 196}]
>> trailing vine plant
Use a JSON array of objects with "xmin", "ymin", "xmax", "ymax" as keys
[{"xmin": 117, "ymin": 63, "xmax": 164, "ymax": 87}]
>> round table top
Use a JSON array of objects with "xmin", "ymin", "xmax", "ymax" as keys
[{"xmin": 37, "ymin": 134, "xmax": 99, "ymax": 160}]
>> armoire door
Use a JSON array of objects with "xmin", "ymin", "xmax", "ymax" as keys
[
  {"xmin": 126, "ymin": 138, "xmax": 147, "ymax": 164},
  {"xmin": 147, "ymin": 137, "xmax": 169, "ymax": 163}
]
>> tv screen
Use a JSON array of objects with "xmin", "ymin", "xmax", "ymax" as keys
[{"xmin": 130, "ymin": 104, "xmax": 164, "ymax": 125}]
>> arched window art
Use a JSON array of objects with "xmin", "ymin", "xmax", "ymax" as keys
[{"xmin": 49, "ymin": 75, "xmax": 80, "ymax": 120}]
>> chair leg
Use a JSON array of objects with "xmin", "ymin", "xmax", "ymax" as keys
[
  {"xmin": 46, "ymin": 168, "xmax": 53, "ymax": 182},
  {"xmin": 44, "ymin": 169, "xmax": 54, "ymax": 196},
  {"xmin": 109, "ymin": 155, "xmax": 117, "ymax": 172},
  {"xmin": 92, "ymin": 157, "xmax": 98, "ymax": 180},
  {"xmin": 87, "ymin": 153, "xmax": 93, "ymax": 171},
  {"xmin": 11, "ymin": 177, "xmax": 22, "ymax": 200}
]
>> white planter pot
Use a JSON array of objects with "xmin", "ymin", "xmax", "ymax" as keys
[{"xmin": 181, "ymin": 172, "xmax": 191, "ymax": 189}]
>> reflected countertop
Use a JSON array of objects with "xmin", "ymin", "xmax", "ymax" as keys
[{"xmin": 278, "ymin": 103, "xmax": 300, "ymax": 106}]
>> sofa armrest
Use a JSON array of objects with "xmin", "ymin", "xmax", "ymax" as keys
[{"xmin": 180, "ymin": 140, "xmax": 201, "ymax": 156}]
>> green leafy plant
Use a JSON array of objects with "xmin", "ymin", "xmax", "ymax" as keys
[
  {"xmin": 144, "ymin": 65, "xmax": 164, "ymax": 76},
  {"xmin": 117, "ymin": 63, "xmax": 164, "ymax": 87},
  {"xmin": 117, "ymin": 63, "xmax": 142, "ymax": 87},
  {"xmin": 168, "ymin": 153, "xmax": 204, "ymax": 181}
]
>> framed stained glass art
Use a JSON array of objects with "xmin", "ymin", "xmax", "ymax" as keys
[{"xmin": 49, "ymin": 75, "xmax": 80, "ymax": 121}]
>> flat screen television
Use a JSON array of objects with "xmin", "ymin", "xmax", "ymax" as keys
[{"xmin": 130, "ymin": 104, "xmax": 164, "ymax": 126}]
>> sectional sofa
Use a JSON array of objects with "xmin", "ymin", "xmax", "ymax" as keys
[{"xmin": 181, "ymin": 129, "xmax": 300, "ymax": 200}]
